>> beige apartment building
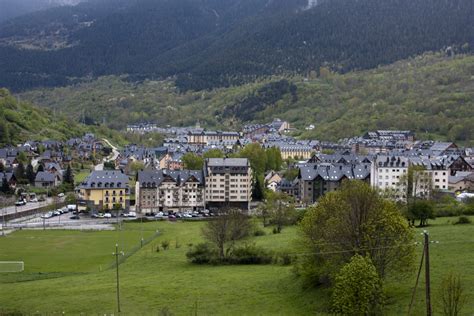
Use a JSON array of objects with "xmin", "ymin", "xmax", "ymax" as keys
[{"xmin": 204, "ymin": 158, "xmax": 253, "ymax": 210}]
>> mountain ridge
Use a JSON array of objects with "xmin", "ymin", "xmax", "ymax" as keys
[{"xmin": 0, "ymin": 0, "xmax": 472, "ymax": 92}]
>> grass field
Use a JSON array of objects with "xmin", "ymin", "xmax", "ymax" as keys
[
  {"xmin": 0, "ymin": 217, "xmax": 473, "ymax": 315},
  {"xmin": 74, "ymin": 169, "xmax": 93, "ymax": 185}
]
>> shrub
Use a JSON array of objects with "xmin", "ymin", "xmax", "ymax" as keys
[
  {"xmin": 186, "ymin": 243, "xmax": 217, "ymax": 264},
  {"xmin": 332, "ymin": 255, "xmax": 384, "ymax": 315},
  {"xmin": 253, "ymin": 229, "xmax": 266, "ymax": 236},
  {"xmin": 272, "ymin": 227, "xmax": 279, "ymax": 234},
  {"xmin": 276, "ymin": 252, "xmax": 295, "ymax": 265},
  {"xmin": 454, "ymin": 216, "xmax": 472, "ymax": 225},
  {"xmin": 186, "ymin": 242, "xmax": 273, "ymax": 265},
  {"xmin": 161, "ymin": 240, "xmax": 170, "ymax": 250},
  {"xmin": 228, "ymin": 243, "xmax": 273, "ymax": 264}
]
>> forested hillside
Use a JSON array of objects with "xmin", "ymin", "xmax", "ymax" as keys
[
  {"xmin": 20, "ymin": 53, "xmax": 474, "ymax": 144},
  {"xmin": 0, "ymin": 88, "xmax": 126, "ymax": 146},
  {"xmin": 0, "ymin": 0, "xmax": 472, "ymax": 91}
]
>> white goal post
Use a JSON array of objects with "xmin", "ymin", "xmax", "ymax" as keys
[{"xmin": 0, "ymin": 261, "xmax": 24, "ymax": 273}]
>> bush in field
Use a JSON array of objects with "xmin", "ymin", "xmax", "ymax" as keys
[
  {"xmin": 186, "ymin": 242, "xmax": 272, "ymax": 265},
  {"xmin": 454, "ymin": 216, "xmax": 471, "ymax": 225},
  {"xmin": 228, "ymin": 243, "xmax": 273, "ymax": 265},
  {"xmin": 186, "ymin": 243, "xmax": 217, "ymax": 264},
  {"xmin": 331, "ymin": 255, "xmax": 384, "ymax": 315}
]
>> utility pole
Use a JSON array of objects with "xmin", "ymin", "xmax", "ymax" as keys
[
  {"xmin": 113, "ymin": 244, "xmax": 124, "ymax": 313},
  {"xmin": 424, "ymin": 232, "xmax": 432, "ymax": 316}
]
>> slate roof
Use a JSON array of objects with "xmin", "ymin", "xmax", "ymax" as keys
[
  {"xmin": 449, "ymin": 172, "xmax": 474, "ymax": 184},
  {"xmin": 35, "ymin": 172, "xmax": 56, "ymax": 183},
  {"xmin": 79, "ymin": 171, "xmax": 129, "ymax": 189},
  {"xmin": 205, "ymin": 158, "xmax": 250, "ymax": 175},
  {"xmin": 138, "ymin": 169, "xmax": 204, "ymax": 188},
  {"xmin": 299, "ymin": 163, "xmax": 371, "ymax": 182}
]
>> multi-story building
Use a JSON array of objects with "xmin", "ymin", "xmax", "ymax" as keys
[
  {"xmin": 187, "ymin": 131, "xmax": 240, "ymax": 146},
  {"xmin": 370, "ymin": 155, "xmax": 449, "ymax": 200},
  {"xmin": 204, "ymin": 158, "xmax": 253, "ymax": 210},
  {"xmin": 77, "ymin": 170, "xmax": 130, "ymax": 211},
  {"xmin": 136, "ymin": 169, "xmax": 204, "ymax": 213},
  {"xmin": 298, "ymin": 162, "xmax": 371, "ymax": 204}
]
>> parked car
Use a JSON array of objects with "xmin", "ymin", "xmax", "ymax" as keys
[
  {"xmin": 128, "ymin": 212, "xmax": 137, "ymax": 218},
  {"xmin": 15, "ymin": 200, "xmax": 26, "ymax": 206},
  {"xmin": 70, "ymin": 215, "xmax": 80, "ymax": 220},
  {"xmin": 52, "ymin": 211, "xmax": 61, "ymax": 216},
  {"xmin": 104, "ymin": 213, "xmax": 112, "ymax": 218},
  {"xmin": 41, "ymin": 212, "xmax": 53, "ymax": 219},
  {"xmin": 30, "ymin": 198, "xmax": 38, "ymax": 203},
  {"xmin": 38, "ymin": 196, "xmax": 46, "ymax": 202},
  {"xmin": 154, "ymin": 212, "xmax": 164, "ymax": 218}
]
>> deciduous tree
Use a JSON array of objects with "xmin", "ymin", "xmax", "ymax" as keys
[
  {"xmin": 298, "ymin": 181, "xmax": 415, "ymax": 285},
  {"xmin": 202, "ymin": 208, "xmax": 251, "ymax": 259},
  {"xmin": 182, "ymin": 153, "xmax": 204, "ymax": 170}
]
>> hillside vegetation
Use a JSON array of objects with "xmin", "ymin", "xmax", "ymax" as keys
[
  {"xmin": 20, "ymin": 53, "xmax": 474, "ymax": 143},
  {"xmin": 0, "ymin": 88, "xmax": 126, "ymax": 146}
]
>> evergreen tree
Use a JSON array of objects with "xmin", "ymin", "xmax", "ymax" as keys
[
  {"xmin": 26, "ymin": 163, "xmax": 35, "ymax": 184},
  {"xmin": 37, "ymin": 164, "xmax": 44, "ymax": 172},
  {"xmin": 0, "ymin": 162, "xmax": 4, "ymax": 172},
  {"xmin": 14, "ymin": 163, "xmax": 26, "ymax": 182},
  {"xmin": 64, "ymin": 165, "xmax": 74, "ymax": 185},
  {"xmin": 252, "ymin": 175, "xmax": 264, "ymax": 201},
  {"xmin": 1, "ymin": 177, "xmax": 10, "ymax": 194}
]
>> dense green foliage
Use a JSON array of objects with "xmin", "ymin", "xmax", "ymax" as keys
[
  {"xmin": 331, "ymin": 255, "xmax": 383, "ymax": 315},
  {"xmin": 18, "ymin": 53, "xmax": 474, "ymax": 143},
  {"xmin": 186, "ymin": 242, "xmax": 273, "ymax": 265},
  {"xmin": 0, "ymin": 88, "xmax": 129, "ymax": 146},
  {"xmin": 297, "ymin": 181, "xmax": 415, "ymax": 286},
  {"xmin": 407, "ymin": 199, "xmax": 436, "ymax": 227},
  {"xmin": 0, "ymin": 0, "xmax": 472, "ymax": 92}
]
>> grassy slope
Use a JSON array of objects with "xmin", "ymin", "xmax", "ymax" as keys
[
  {"xmin": 0, "ymin": 217, "xmax": 473, "ymax": 314},
  {"xmin": 19, "ymin": 53, "xmax": 474, "ymax": 143}
]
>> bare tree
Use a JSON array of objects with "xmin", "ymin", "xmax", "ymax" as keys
[
  {"xmin": 438, "ymin": 273, "xmax": 467, "ymax": 316},
  {"xmin": 202, "ymin": 208, "xmax": 251, "ymax": 259}
]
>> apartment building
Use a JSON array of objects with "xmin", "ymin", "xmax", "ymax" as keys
[
  {"xmin": 77, "ymin": 170, "xmax": 130, "ymax": 211},
  {"xmin": 204, "ymin": 158, "xmax": 252, "ymax": 210},
  {"xmin": 187, "ymin": 131, "xmax": 240, "ymax": 146},
  {"xmin": 298, "ymin": 162, "xmax": 371, "ymax": 204},
  {"xmin": 136, "ymin": 169, "xmax": 204, "ymax": 213},
  {"xmin": 370, "ymin": 155, "xmax": 449, "ymax": 200}
]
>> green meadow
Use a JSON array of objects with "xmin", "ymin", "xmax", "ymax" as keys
[{"xmin": 0, "ymin": 217, "xmax": 473, "ymax": 315}]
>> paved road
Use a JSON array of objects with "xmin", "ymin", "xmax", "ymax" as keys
[
  {"xmin": 8, "ymin": 212, "xmax": 116, "ymax": 230},
  {"xmin": 95, "ymin": 138, "xmax": 120, "ymax": 171},
  {"xmin": 0, "ymin": 198, "xmax": 57, "ymax": 217}
]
